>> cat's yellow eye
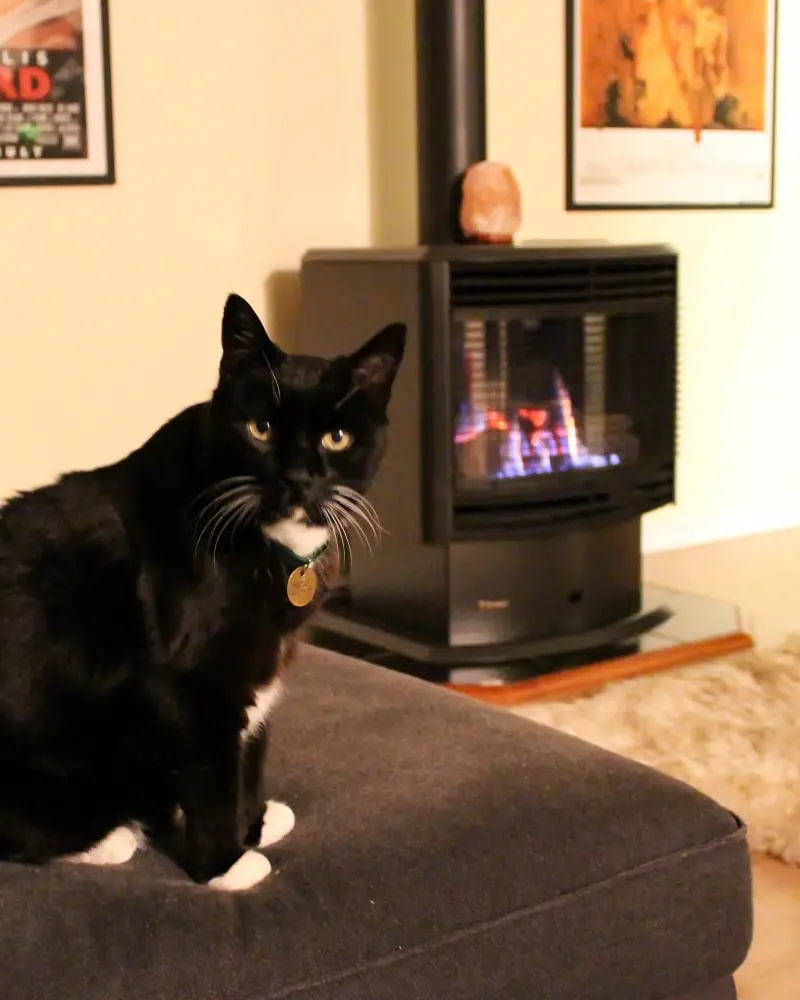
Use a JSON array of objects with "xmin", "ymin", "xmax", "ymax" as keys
[
  {"xmin": 321, "ymin": 429, "xmax": 353, "ymax": 453},
  {"xmin": 247, "ymin": 419, "xmax": 272, "ymax": 443}
]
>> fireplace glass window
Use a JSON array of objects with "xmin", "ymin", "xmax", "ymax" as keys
[{"xmin": 452, "ymin": 312, "xmax": 672, "ymax": 489}]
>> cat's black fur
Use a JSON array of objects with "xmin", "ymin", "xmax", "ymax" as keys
[{"xmin": 0, "ymin": 293, "xmax": 405, "ymax": 883}]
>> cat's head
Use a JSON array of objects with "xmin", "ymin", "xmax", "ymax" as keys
[{"xmin": 209, "ymin": 293, "xmax": 405, "ymax": 559}]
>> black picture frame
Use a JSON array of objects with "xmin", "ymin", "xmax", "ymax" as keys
[
  {"xmin": 0, "ymin": 0, "xmax": 115, "ymax": 187},
  {"xmin": 565, "ymin": 0, "xmax": 778, "ymax": 211}
]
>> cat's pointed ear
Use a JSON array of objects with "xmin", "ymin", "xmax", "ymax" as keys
[
  {"xmin": 221, "ymin": 293, "xmax": 281, "ymax": 370},
  {"xmin": 345, "ymin": 323, "xmax": 406, "ymax": 403}
]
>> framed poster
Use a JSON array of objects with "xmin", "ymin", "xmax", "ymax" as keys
[
  {"xmin": 566, "ymin": 0, "xmax": 778, "ymax": 210},
  {"xmin": 0, "ymin": 0, "xmax": 114, "ymax": 186}
]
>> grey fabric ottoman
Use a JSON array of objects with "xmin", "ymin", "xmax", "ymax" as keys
[{"xmin": 0, "ymin": 645, "xmax": 752, "ymax": 1000}]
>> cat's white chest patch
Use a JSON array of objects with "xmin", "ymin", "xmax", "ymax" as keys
[
  {"xmin": 262, "ymin": 509, "xmax": 329, "ymax": 558},
  {"xmin": 243, "ymin": 679, "xmax": 283, "ymax": 740}
]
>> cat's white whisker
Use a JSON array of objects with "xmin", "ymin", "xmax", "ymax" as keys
[
  {"xmin": 192, "ymin": 481, "xmax": 261, "ymax": 565},
  {"xmin": 330, "ymin": 491, "xmax": 382, "ymax": 548},
  {"xmin": 328, "ymin": 500, "xmax": 373, "ymax": 555},
  {"xmin": 323, "ymin": 509, "xmax": 343, "ymax": 569},
  {"xmin": 327, "ymin": 508, "xmax": 350, "ymax": 569},
  {"xmin": 320, "ymin": 508, "xmax": 337, "ymax": 558},
  {"xmin": 210, "ymin": 495, "xmax": 258, "ymax": 566},
  {"xmin": 334, "ymin": 509, "xmax": 357, "ymax": 562},
  {"xmin": 192, "ymin": 487, "xmax": 255, "ymax": 543},
  {"xmin": 334, "ymin": 484, "xmax": 381, "ymax": 523},
  {"xmin": 230, "ymin": 496, "xmax": 260, "ymax": 546},
  {"xmin": 191, "ymin": 482, "xmax": 257, "ymax": 529},
  {"xmin": 189, "ymin": 476, "xmax": 258, "ymax": 515},
  {"xmin": 194, "ymin": 501, "xmax": 236, "ymax": 565},
  {"xmin": 192, "ymin": 474, "xmax": 258, "ymax": 496},
  {"xmin": 332, "ymin": 486, "xmax": 384, "ymax": 539},
  {"xmin": 261, "ymin": 350, "xmax": 281, "ymax": 403},
  {"xmin": 324, "ymin": 504, "xmax": 352, "ymax": 569},
  {"xmin": 330, "ymin": 493, "xmax": 380, "ymax": 542}
]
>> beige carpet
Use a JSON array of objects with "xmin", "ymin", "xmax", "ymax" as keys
[{"xmin": 513, "ymin": 636, "xmax": 800, "ymax": 865}]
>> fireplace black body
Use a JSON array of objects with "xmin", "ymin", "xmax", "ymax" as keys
[{"xmin": 298, "ymin": 244, "xmax": 678, "ymax": 671}]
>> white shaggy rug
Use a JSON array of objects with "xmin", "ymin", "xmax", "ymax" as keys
[{"xmin": 513, "ymin": 635, "xmax": 800, "ymax": 865}]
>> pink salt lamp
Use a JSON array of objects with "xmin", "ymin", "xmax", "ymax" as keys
[{"xmin": 459, "ymin": 161, "xmax": 522, "ymax": 244}]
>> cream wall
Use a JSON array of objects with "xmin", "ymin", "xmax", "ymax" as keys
[
  {"xmin": 0, "ymin": 2, "xmax": 372, "ymax": 499},
  {"xmin": 1, "ymin": 1, "xmax": 797, "ymax": 555}
]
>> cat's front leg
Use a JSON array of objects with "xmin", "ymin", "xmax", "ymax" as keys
[
  {"xmin": 242, "ymin": 725, "xmax": 269, "ymax": 845},
  {"xmin": 181, "ymin": 729, "xmax": 270, "ymax": 891},
  {"xmin": 242, "ymin": 726, "xmax": 296, "ymax": 850}
]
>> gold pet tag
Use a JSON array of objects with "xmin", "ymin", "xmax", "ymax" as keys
[{"xmin": 286, "ymin": 565, "xmax": 318, "ymax": 607}]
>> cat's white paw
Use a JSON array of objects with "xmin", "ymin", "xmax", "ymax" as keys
[
  {"xmin": 208, "ymin": 850, "xmax": 271, "ymax": 892},
  {"xmin": 259, "ymin": 800, "xmax": 296, "ymax": 848},
  {"xmin": 66, "ymin": 825, "xmax": 140, "ymax": 866}
]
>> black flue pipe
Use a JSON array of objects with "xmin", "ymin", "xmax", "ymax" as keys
[{"xmin": 415, "ymin": 0, "xmax": 486, "ymax": 245}]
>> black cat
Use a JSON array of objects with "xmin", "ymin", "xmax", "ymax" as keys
[{"xmin": 0, "ymin": 293, "xmax": 405, "ymax": 890}]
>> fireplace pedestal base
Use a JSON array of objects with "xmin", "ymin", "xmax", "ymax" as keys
[
  {"xmin": 345, "ymin": 518, "xmax": 646, "ymax": 650},
  {"xmin": 308, "ymin": 585, "xmax": 753, "ymax": 706}
]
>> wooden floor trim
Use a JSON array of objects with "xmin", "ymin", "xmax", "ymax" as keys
[{"xmin": 445, "ymin": 631, "xmax": 755, "ymax": 706}]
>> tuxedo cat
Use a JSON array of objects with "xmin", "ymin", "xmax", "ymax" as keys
[{"xmin": 0, "ymin": 293, "xmax": 405, "ymax": 891}]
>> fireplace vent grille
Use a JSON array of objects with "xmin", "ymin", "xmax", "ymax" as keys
[{"xmin": 450, "ymin": 258, "xmax": 677, "ymax": 308}]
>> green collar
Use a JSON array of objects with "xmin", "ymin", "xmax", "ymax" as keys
[{"xmin": 270, "ymin": 539, "xmax": 330, "ymax": 573}]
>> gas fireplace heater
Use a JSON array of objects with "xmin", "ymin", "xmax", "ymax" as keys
[
  {"xmin": 299, "ymin": 245, "xmax": 677, "ymax": 669},
  {"xmin": 297, "ymin": 1, "xmax": 679, "ymax": 677}
]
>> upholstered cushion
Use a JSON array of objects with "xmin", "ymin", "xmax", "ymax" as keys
[{"xmin": 0, "ymin": 645, "xmax": 752, "ymax": 1000}]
